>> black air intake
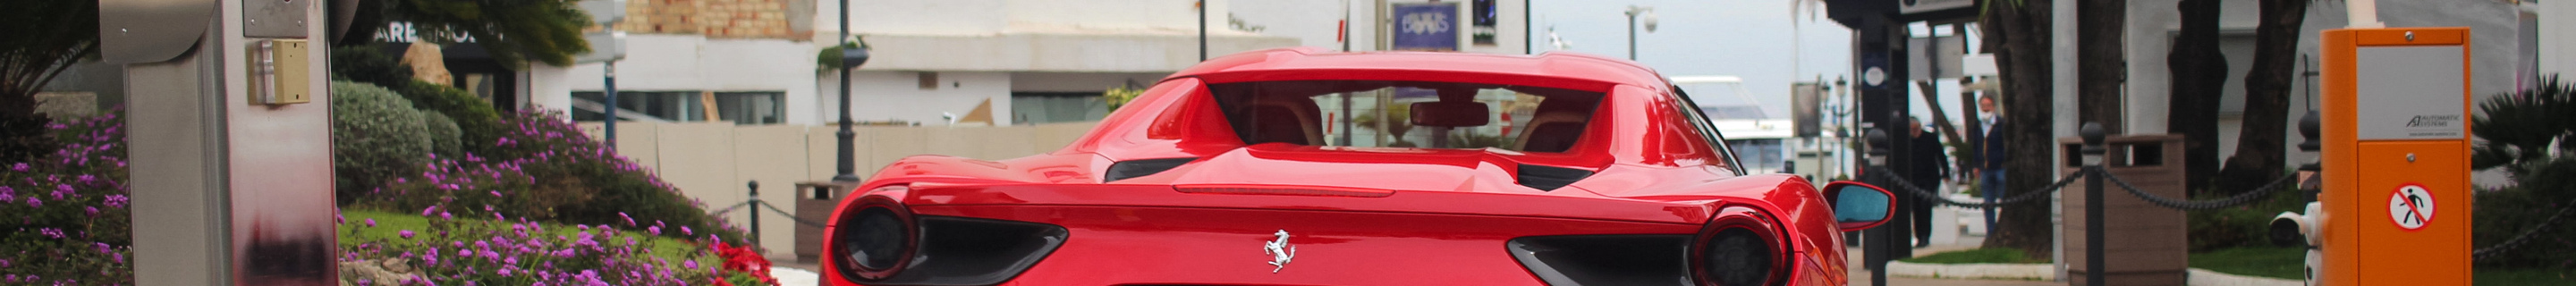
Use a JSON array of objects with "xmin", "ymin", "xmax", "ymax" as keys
[
  {"xmin": 1516, "ymin": 164, "xmax": 1595, "ymax": 190},
  {"xmin": 1506, "ymin": 235, "xmax": 1693, "ymax": 286},
  {"xmin": 1104, "ymin": 157, "xmax": 1198, "ymax": 182}
]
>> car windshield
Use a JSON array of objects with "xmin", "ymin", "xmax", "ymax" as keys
[{"xmin": 1208, "ymin": 80, "xmax": 1605, "ymax": 153}]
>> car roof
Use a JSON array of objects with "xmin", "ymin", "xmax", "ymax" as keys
[{"xmin": 1166, "ymin": 47, "xmax": 1673, "ymax": 93}]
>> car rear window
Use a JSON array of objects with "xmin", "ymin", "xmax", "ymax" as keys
[{"xmin": 1207, "ymin": 80, "xmax": 1605, "ymax": 153}]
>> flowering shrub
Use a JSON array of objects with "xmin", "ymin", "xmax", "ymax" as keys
[
  {"xmin": 0, "ymin": 111, "xmax": 132, "ymax": 285},
  {"xmin": 339, "ymin": 206, "xmax": 733, "ymax": 285},
  {"xmin": 357, "ymin": 110, "xmax": 747, "ymax": 242}
]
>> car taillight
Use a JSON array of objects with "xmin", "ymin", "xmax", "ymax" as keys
[
  {"xmin": 835, "ymin": 191, "xmax": 916, "ymax": 282},
  {"xmin": 1693, "ymin": 206, "xmax": 1789, "ymax": 286}
]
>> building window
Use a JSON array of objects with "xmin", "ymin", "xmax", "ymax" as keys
[
  {"xmin": 714, "ymin": 92, "xmax": 786, "ymax": 125},
  {"xmin": 572, "ymin": 91, "xmax": 706, "ymax": 122},
  {"xmin": 918, "ymin": 72, "xmax": 939, "ymax": 90},
  {"xmin": 1011, "ymin": 92, "xmax": 1109, "ymax": 124}
]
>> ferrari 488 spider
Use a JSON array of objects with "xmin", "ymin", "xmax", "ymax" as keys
[{"xmin": 823, "ymin": 47, "xmax": 1896, "ymax": 286}]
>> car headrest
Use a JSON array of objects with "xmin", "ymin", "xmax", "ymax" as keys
[{"xmin": 1411, "ymin": 102, "xmax": 1490, "ymax": 127}]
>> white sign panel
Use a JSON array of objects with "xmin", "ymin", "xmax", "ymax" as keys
[{"xmin": 2352, "ymin": 46, "xmax": 2466, "ymax": 140}]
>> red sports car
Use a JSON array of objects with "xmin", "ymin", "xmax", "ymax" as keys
[{"xmin": 823, "ymin": 47, "xmax": 1896, "ymax": 286}]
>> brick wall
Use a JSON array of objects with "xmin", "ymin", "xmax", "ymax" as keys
[{"xmin": 613, "ymin": 0, "xmax": 809, "ymax": 39}]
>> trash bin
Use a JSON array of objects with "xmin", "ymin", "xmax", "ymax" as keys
[
  {"xmin": 2060, "ymin": 134, "xmax": 2188, "ymax": 285},
  {"xmin": 792, "ymin": 181, "xmax": 853, "ymax": 264}
]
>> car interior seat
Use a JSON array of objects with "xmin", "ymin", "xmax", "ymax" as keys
[
  {"xmin": 1513, "ymin": 99, "xmax": 1592, "ymax": 153},
  {"xmin": 1243, "ymin": 95, "xmax": 1324, "ymax": 146}
]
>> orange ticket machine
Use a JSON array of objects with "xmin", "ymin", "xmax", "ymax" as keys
[{"xmin": 2317, "ymin": 27, "xmax": 2473, "ymax": 286}]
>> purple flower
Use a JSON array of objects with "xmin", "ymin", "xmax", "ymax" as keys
[
  {"xmin": 38, "ymin": 228, "xmax": 64, "ymax": 239},
  {"xmin": 364, "ymin": 218, "xmax": 377, "ymax": 227},
  {"xmin": 2, "ymin": 258, "xmax": 13, "ymax": 268},
  {"xmin": 91, "ymin": 242, "xmax": 111, "ymax": 254},
  {"xmin": 400, "ymin": 230, "xmax": 417, "ymax": 239},
  {"xmin": 11, "ymin": 163, "xmax": 25, "ymax": 172},
  {"xmin": 681, "ymin": 226, "xmax": 692, "ymax": 236},
  {"xmin": 648, "ymin": 226, "xmax": 661, "ymax": 235},
  {"xmin": 103, "ymin": 195, "xmax": 125, "ymax": 208},
  {"xmin": 422, "ymin": 206, "xmax": 441, "ymax": 216},
  {"xmin": 24, "ymin": 197, "xmax": 38, "ymax": 207}
]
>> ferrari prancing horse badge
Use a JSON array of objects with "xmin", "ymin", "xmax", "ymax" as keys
[{"xmin": 1265, "ymin": 230, "xmax": 1297, "ymax": 273}]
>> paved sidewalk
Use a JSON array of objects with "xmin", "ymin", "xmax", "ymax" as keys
[{"xmin": 1845, "ymin": 233, "xmax": 2063, "ymax": 286}]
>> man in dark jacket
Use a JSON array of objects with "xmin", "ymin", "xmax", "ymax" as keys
[
  {"xmin": 1903, "ymin": 118, "xmax": 1950, "ymax": 248},
  {"xmin": 1972, "ymin": 95, "xmax": 2009, "ymax": 235}
]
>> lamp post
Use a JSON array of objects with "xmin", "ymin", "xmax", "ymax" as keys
[
  {"xmin": 833, "ymin": 0, "xmax": 870, "ymax": 183},
  {"xmin": 1198, "ymin": 0, "xmax": 1208, "ymax": 61},
  {"xmin": 1623, "ymin": 5, "xmax": 1656, "ymax": 61}
]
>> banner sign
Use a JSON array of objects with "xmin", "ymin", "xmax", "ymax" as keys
[{"xmin": 1390, "ymin": 3, "xmax": 1459, "ymax": 52}]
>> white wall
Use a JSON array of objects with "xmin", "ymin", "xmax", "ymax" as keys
[
  {"xmin": 542, "ymin": 35, "xmax": 824, "ymax": 124},
  {"xmin": 822, "ymin": 0, "xmax": 1230, "ymax": 37},
  {"xmin": 819, "ymin": 71, "xmax": 1014, "ymax": 126},
  {"xmin": 2546, "ymin": 0, "xmax": 2575, "ymax": 76},
  {"xmin": 1010, "ymin": 72, "xmax": 1169, "ymax": 92}
]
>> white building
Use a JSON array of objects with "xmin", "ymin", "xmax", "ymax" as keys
[{"xmin": 489, "ymin": 0, "xmax": 1543, "ymax": 128}]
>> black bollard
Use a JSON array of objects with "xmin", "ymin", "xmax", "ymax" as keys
[
  {"xmin": 1863, "ymin": 129, "xmax": 1892, "ymax": 286},
  {"xmin": 2080, "ymin": 123, "xmax": 2106, "ymax": 286},
  {"xmin": 749, "ymin": 181, "xmax": 761, "ymax": 247}
]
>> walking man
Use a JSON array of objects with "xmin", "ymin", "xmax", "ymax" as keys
[
  {"xmin": 1904, "ymin": 118, "xmax": 1951, "ymax": 248},
  {"xmin": 1972, "ymin": 94, "xmax": 2009, "ymax": 234}
]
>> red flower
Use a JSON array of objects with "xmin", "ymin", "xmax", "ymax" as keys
[{"xmin": 709, "ymin": 241, "xmax": 780, "ymax": 285}]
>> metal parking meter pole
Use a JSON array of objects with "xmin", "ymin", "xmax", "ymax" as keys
[
  {"xmin": 749, "ymin": 181, "xmax": 762, "ymax": 246},
  {"xmin": 605, "ymin": 61, "xmax": 619, "ymax": 147},
  {"xmin": 2079, "ymin": 123, "xmax": 2106, "ymax": 286},
  {"xmin": 1863, "ymin": 130, "xmax": 1891, "ymax": 286}
]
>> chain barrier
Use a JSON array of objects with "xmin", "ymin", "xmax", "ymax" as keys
[
  {"xmin": 755, "ymin": 200, "xmax": 832, "ymax": 227},
  {"xmin": 706, "ymin": 200, "xmax": 755, "ymax": 216},
  {"xmin": 2093, "ymin": 167, "xmax": 2300, "ymax": 210},
  {"xmin": 1868, "ymin": 170, "xmax": 2085, "ymax": 208},
  {"xmin": 2473, "ymin": 198, "xmax": 2576, "ymax": 261}
]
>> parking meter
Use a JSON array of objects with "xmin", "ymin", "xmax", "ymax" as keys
[{"xmin": 2314, "ymin": 27, "xmax": 2473, "ymax": 286}]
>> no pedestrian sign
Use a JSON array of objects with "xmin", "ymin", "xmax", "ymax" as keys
[{"xmin": 2387, "ymin": 183, "xmax": 2436, "ymax": 230}]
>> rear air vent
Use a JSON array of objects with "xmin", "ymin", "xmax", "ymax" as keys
[
  {"xmin": 1516, "ymin": 164, "xmax": 1595, "ymax": 191},
  {"xmin": 1104, "ymin": 157, "xmax": 1197, "ymax": 182}
]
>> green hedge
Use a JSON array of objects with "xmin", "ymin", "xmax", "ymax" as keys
[
  {"xmin": 421, "ymin": 112, "xmax": 463, "ymax": 158},
  {"xmin": 331, "ymin": 81, "xmax": 432, "ymax": 202},
  {"xmin": 393, "ymin": 80, "xmax": 507, "ymax": 156}
]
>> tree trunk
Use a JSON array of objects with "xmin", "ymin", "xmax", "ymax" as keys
[
  {"xmin": 2077, "ymin": 0, "xmax": 2125, "ymax": 134},
  {"xmin": 1979, "ymin": 0, "xmax": 2056, "ymax": 259},
  {"xmin": 2166, "ymin": 0, "xmax": 2227, "ymax": 195},
  {"xmin": 2216, "ymin": 0, "xmax": 2309, "ymax": 194}
]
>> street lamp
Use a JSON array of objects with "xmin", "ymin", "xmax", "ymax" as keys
[
  {"xmin": 833, "ymin": 0, "xmax": 871, "ymax": 183},
  {"xmin": 1623, "ymin": 5, "xmax": 1656, "ymax": 61}
]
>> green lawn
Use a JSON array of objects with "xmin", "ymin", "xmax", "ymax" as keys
[
  {"xmin": 2477, "ymin": 268, "xmax": 2576, "ymax": 285},
  {"xmin": 1899, "ymin": 248, "xmax": 2050, "ymax": 265},
  {"xmin": 2188, "ymin": 247, "xmax": 2304, "ymax": 280},
  {"xmin": 2188, "ymin": 247, "xmax": 2576, "ymax": 284},
  {"xmin": 338, "ymin": 209, "xmax": 720, "ymax": 268}
]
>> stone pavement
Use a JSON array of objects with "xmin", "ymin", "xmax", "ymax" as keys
[{"xmin": 1845, "ymin": 232, "xmax": 2065, "ymax": 286}]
